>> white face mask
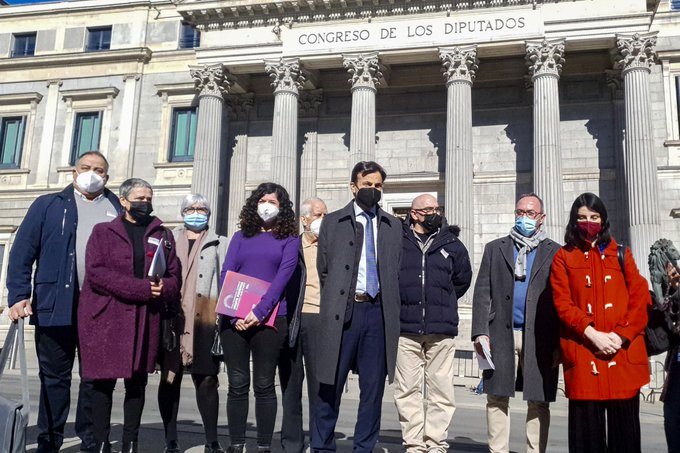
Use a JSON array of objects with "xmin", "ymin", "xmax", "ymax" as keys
[
  {"xmin": 75, "ymin": 170, "xmax": 105, "ymax": 194},
  {"xmin": 309, "ymin": 218, "xmax": 322, "ymax": 236},
  {"xmin": 258, "ymin": 202, "xmax": 280, "ymax": 222}
]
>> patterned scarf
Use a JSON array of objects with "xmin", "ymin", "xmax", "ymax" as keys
[{"xmin": 509, "ymin": 226, "xmax": 547, "ymax": 280}]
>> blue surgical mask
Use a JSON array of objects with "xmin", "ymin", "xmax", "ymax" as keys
[
  {"xmin": 184, "ymin": 213, "xmax": 209, "ymax": 231},
  {"xmin": 515, "ymin": 216, "xmax": 538, "ymax": 237}
]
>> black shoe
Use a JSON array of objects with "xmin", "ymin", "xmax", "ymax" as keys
[
  {"xmin": 226, "ymin": 445, "xmax": 245, "ymax": 453},
  {"xmin": 121, "ymin": 441, "xmax": 138, "ymax": 453},
  {"xmin": 93, "ymin": 442, "xmax": 112, "ymax": 453},
  {"xmin": 164, "ymin": 440, "xmax": 180, "ymax": 453},
  {"xmin": 257, "ymin": 446, "xmax": 271, "ymax": 453},
  {"xmin": 205, "ymin": 441, "xmax": 225, "ymax": 453}
]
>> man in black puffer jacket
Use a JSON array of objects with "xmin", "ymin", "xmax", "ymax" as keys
[{"xmin": 393, "ymin": 194, "xmax": 472, "ymax": 453}]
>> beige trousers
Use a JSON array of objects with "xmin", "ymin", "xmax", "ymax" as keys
[
  {"xmin": 394, "ymin": 334, "xmax": 456, "ymax": 453},
  {"xmin": 486, "ymin": 329, "xmax": 550, "ymax": 453}
]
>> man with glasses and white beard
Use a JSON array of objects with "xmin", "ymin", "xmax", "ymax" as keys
[{"xmin": 471, "ymin": 193, "xmax": 560, "ymax": 453}]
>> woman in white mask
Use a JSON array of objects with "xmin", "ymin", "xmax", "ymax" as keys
[
  {"xmin": 158, "ymin": 194, "xmax": 228, "ymax": 453},
  {"xmin": 219, "ymin": 182, "xmax": 300, "ymax": 453}
]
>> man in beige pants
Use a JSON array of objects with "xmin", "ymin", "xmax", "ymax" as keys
[
  {"xmin": 471, "ymin": 193, "xmax": 561, "ymax": 453},
  {"xmin": 393, "ymin": 194, "xmax": 472, "ymax": 453}
]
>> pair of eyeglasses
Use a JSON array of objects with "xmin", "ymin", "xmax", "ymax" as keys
[
  {"xmin": 514, "ymin": 209, "xmax": 542, "ymax": 220},
  {"xmin": 183, "ymin": 207, "xmax": 209, "ymax": 215},
  {"xmin": 412, "ymin": 207, "xmax": 443, "ymax": 215}
]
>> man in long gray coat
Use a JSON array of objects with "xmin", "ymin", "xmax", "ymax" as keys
[
  {"xmin": 312, "ymin": 161, "xmax": 402, "ymax": 453},
  {"xmin": 471, "ymin": 193, "xmax": 560, "ymax": 453}
]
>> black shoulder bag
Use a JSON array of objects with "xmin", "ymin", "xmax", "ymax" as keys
[
  {"xmin": 158, "ymin": 228, "xmax": 179, "ymax": 353},
  {"xmin": 617, "ymin": 244, "xmax": 671, "ymax": 356}
]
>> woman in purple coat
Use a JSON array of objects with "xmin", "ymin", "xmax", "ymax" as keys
[
  {"xmin": 78, "ymin": 178, "xmax": 181, "ymax": 453},
  {"xmin": 220, "ymin": 182, "xmax": 300, "ymax": 453}
]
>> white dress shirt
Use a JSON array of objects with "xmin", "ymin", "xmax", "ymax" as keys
[{"xmin": 353, "ymin": 201, "xmax": 380, "ymax": 295}]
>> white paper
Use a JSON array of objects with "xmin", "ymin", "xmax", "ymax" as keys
[{"xmin": 475, "ymin": 337, "xmax": 495, "ymax": 370}]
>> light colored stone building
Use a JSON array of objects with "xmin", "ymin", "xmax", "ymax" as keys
[{"xmin": 1, "ymin": 0, "xmax": 679, "ymax": 338}]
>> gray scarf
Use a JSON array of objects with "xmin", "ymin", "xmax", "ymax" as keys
[{"xmin": 509, "ymin": 226, "xmax": 547, "ymax": 280}]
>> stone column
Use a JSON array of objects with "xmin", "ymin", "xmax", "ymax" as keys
[
  {"xmin": 111, "ymin": 74, "xmax": 140, "ymax": 182},
  {"xmin": 616, "ymin": 32, "xmax": 660, "ymax": 277},
  {"xmin": 606, "ymin": 68, "xmax": 629, "ymax": 243},
  {"xmin": 526, "ymin": 39, "xmax": 566, "ymax": 238},
  {"xmin": 344, "ymin": 52, "xmax": 382, "ymax": 163},
  {"xmin": 265, "ymin": 57, "xmax": 305, "ymax": 205},
  {"xmin": 299, "ymin": 89, "xmax": 323, "ymax": 205},
  {"xmin": 226, "ymin": 94, "xmax": 254, "ymax": 237},
  {"xmin": 36, "ymin": 79, "xmax": 62, "ymax": 186},
  {"xmin": 189, "ymin": 64, "xmax": 231, "ymax": 228},
  {"xmin": 439, "ymin": 46, "xmax": 478, "ymax": 267}
]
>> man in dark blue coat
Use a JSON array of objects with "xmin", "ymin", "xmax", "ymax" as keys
[
  {"xmin": 7, "ymin": 151, "xmax": 122, "ymax": 453},
  {"xmin": 393, "ymin": 194, "xmax": 472, "ymax": 453}
]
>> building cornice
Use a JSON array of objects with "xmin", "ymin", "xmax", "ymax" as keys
[
  {"xmin": 61, "ymin": 87, "xmax": 120, "ymax": 102},
  {"xmin": 0, "ymin": 48, "xmax": 152, "ymax": 71},
  {"xmin": 0, "ymin": 92, "xmax": 43, "ymax": 106},
  {"xmin": 179, "ymin": 0, "xmax": 572, "ymax": 30}
]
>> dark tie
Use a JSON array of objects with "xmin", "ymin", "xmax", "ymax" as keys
[{"xmin": 361, "ymin": 211, "xmax": 379, "ymax": 298}]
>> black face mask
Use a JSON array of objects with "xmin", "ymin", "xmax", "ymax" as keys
[
  {"xmin": 127, "ymin": 201, "xmax": 153, "ymax": 224},
  {"xmin": 422, "ymin": 213, "xmax": 443, "ymax": 232},
  {"xmin": 355, "ymin": 187, "xmax": 382, "ymax": 210}
]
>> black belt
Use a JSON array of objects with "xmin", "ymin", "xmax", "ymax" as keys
[{"xmin": 354, "ymin": 293, "xmax": 380, "ymax": 303}]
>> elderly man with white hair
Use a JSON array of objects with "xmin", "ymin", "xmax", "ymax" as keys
[
  {"xmin": 278, "ymin": 197, "xmax": 328, "ymax": 453},
  {"xmin": 157, "ymin": 193, "xmax": 228, "ymax": 453}
]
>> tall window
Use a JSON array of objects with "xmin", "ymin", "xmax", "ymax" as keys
[
  {"xmin": 86, "ymin": 26, "xmax": 112, "ymax": 51},
  {"xmin": 11, "ymin": 33, "xmax": 36, "ymax": 58},
  {"xmin": 0, "ymin": 117, "xmax": 26, "ymax": 168},
  {"xmin": 179, "ymin": 23, "xmax": 200, "ymax": 49},
  {"xmin": 70, "ymin": 112, "xmax": 102, "ymax": 165},
  {"xmin": 672, "ymin": 0, "xmax": 680, "ymax": 11},
  {"xmin": 169, "ymin": 107, "xmax": 197, "ymax": 162}
]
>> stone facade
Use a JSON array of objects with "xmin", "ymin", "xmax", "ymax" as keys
[{"xmin": 1, "ymin": 0, "xmax": 680, "ymax": 339}]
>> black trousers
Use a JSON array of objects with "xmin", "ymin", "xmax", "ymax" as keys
[
  {"xmin": 665, "ymin": 348, "xmax": 680, "ymax": 453},
  {"xmin": 279, "ymin": 313, "xmax": 321, "ymax": 453},
  {"xmin": 568, "ymin": 396, "xmax": 641, "ymax": 453},
  {"xmin": 35, "ymin": 325, "xmax": 94, "ymax": 451},
  {"xmin": 91, "ymin": 374, "xmax": 148, "ymax": 444},
  {"xmin": 158, "ymin": 369, "xmax": 220, "ymax": 445},
  {"xmin": 221, "ymin": 317, "xmax": 287, "ymax": 446}
]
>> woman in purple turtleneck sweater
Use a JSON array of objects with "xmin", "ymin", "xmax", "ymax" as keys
[{"xmin": 219, "ymin": 182, "xmax": 300, "ymax": 453}]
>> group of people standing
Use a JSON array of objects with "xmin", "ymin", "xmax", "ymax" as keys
[{"xmin": 4, "ymin": 152, "xmax": 679, "ymax": 453}]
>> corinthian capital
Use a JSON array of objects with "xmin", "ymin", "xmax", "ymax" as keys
[
  {"xmin": 190, "ymin": 64, "xmax": 231, "ymax": 98},
  {"xmin": 526, "ymin": 39, "xmax": 566, "ymax": 79},
  {"xmin": 439, "ymin": 45, "xmax": 478, "ymax": 85},
  {"xmin": 226, "ymin": 93, "xmax": 255, "ymax": 121},
  {"xmin": 298, "ymin": 89, "xmax": 323, "ymax": 117},
  {"xmin": 615, "ymin": 32, "xmax": 657, "ymax": 74},
  {"xmin": 264, "ymin": 57, "xmax": 306, "ymax": 95},
  {"xmin": 343, "ymin": 52, "xmax": 383, "ymax": 91}
]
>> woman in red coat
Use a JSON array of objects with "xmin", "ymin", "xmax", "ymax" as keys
[{"xmin": 550, "ymin": 192, "xmax": 650, "ymax": 453}]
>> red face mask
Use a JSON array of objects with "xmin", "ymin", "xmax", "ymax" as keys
[{"xmin": 577, "ymin": 221, "xmax": 601, "ymax": 240}]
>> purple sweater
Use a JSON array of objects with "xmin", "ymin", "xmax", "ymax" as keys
[{"xmin": 220, "ymin": 231, "xmax": 300, "ymax": 321}]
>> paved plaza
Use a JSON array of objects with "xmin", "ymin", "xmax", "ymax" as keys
[{"xmin": 0, "ymin": 365, "xmax": 668, "ymax": 453}]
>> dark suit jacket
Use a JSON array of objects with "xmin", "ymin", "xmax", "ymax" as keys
[
  {"xmin": 316, "ymin": 201, "xmax": 402, "ymax": 385},
  {"xmin": 471, "ymin": 235, "xmax": 560, "ymax": 402}
]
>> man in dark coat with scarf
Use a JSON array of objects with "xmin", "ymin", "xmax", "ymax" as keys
[
  {"xmin": 471, "ymin": 193, "xmax": 560, "ymax": 453},
  {"xmin": 312, "ymin": 161, "xmax": 402, "ymax": 453},
  {"xmin": 394, "ymin": 194, "xmax": 472, "ymax": 453},
  {"xmin": 7, "ymin": 151, "xmax": 122, "ymax": 453}
]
